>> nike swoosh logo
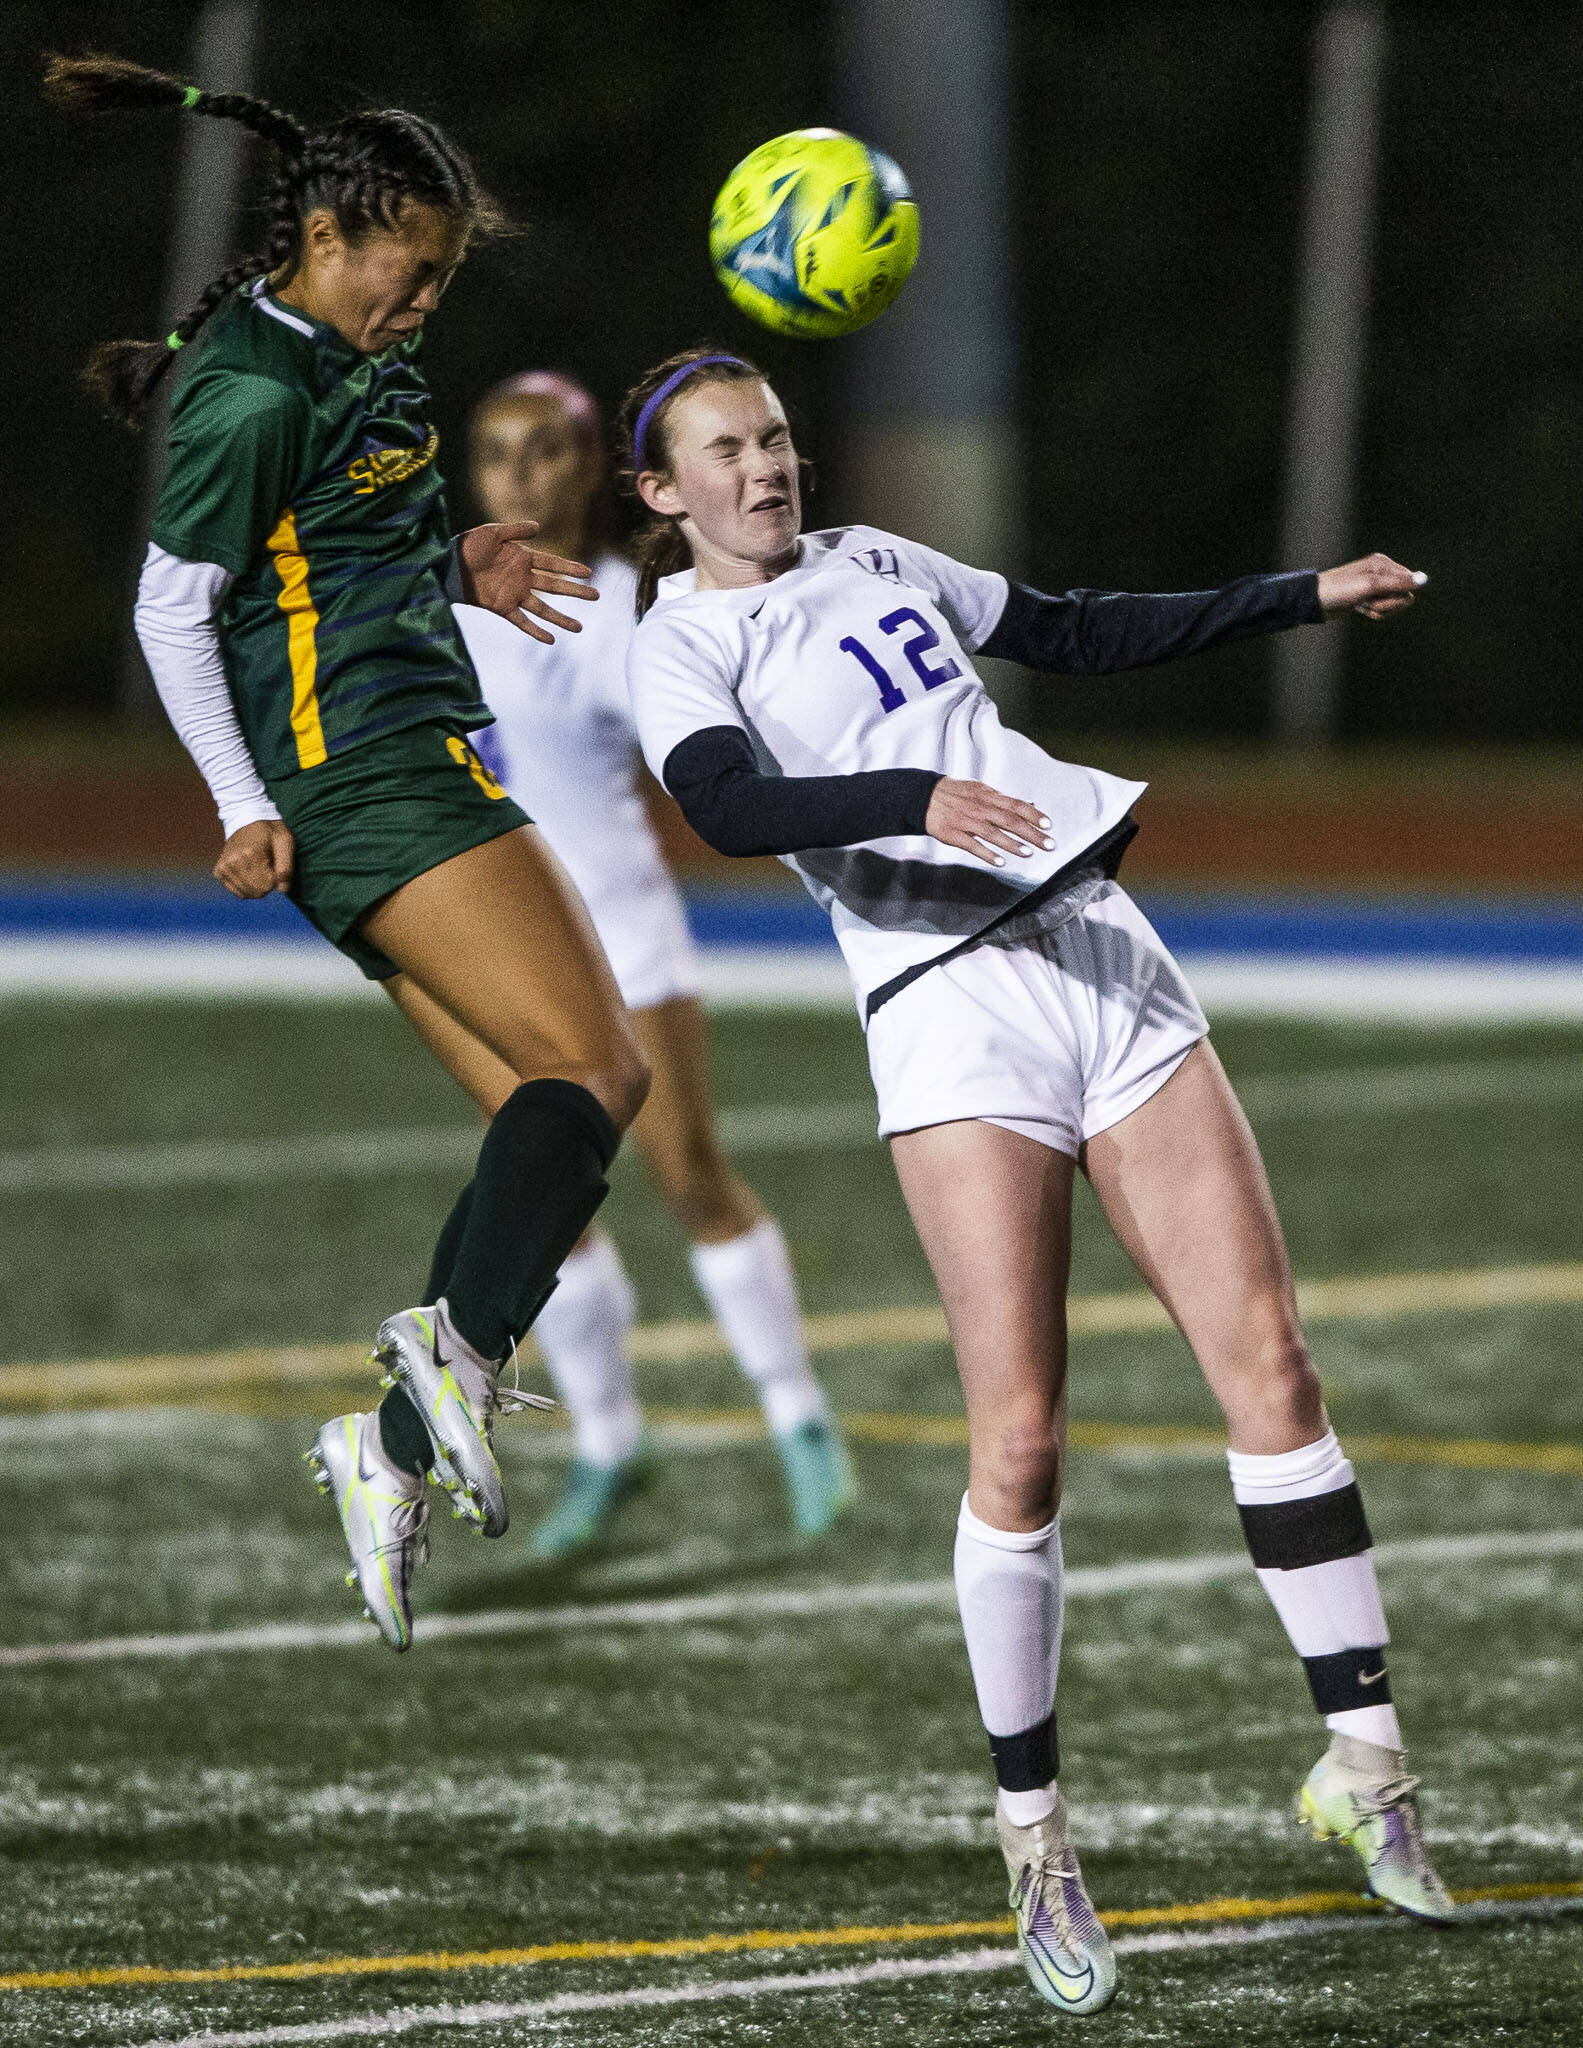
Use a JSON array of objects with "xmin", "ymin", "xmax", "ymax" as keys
[
  {"xmin": 1359, "ymin": 1667, "xmax": 1388, "ymax": 1686},
  {"xmin": 1029, "ymin": 1939, "xmax": 1095, "ymax": 2004}
]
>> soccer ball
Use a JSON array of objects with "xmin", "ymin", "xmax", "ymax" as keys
[{"xmin": 709, "ymin": 127, "xmax": 920, "ymax": 339}]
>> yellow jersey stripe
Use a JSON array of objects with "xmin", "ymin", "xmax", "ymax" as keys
[{"xmin": 265, "ymin": 510, "xmax": 328, "ymax": 769}]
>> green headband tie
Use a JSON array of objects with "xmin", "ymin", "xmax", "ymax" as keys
[
  {"xmin": 181, "ymin": 85, "xmax": 202, "ymax": 109},
  {"xmin": 166, "ymin": 331, "xmax": 185, "ymax": 351}
]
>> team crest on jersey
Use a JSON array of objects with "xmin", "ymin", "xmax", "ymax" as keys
[
  {"xmin": 347, "ymin": 427, "xmax": 440, "ymax": 496},
  {"xmin": 852, "ymin": 545, "xmax": 904, "ymax": 583}
]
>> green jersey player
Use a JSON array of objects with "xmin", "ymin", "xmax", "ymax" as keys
[{"xmin": 49, "ymin": 53, "xmax": 650, "ymax": 1650}]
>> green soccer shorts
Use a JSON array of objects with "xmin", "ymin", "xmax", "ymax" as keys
[{"xmin": 270, "ymin": 720, "xmax": 529, "ymax": 979}]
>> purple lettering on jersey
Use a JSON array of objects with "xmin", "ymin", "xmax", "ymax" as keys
[
  {"xmin": 880, "ymin": 606, "xmax": 962, "ymax": 690},
  {"xmin": 839, "ymin": 633, "xmax": 906, "ymax": 714},
  {"xmin": 852, "ymin": 546, "xmax": 903, "ymax": 583}
]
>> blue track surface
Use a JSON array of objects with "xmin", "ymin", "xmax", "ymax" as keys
[{"xmin": 2, "ymin": 875, "xmax": 1581, "ymax": 963}]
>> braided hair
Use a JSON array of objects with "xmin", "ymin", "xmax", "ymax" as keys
[{"xmin": 44, "ymin": 52, "xmax": 504, "ymax": 427}]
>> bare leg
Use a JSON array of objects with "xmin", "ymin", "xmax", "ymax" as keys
[
  {"xmin": 1081, "ymin": 1040, "xmax": 1325, "ymax": 1454},
  {"xmin": 892, "ymin": 1119, "xmax": 1075, "ymax": 1842},
  {"xmin": 385, "ymin": 972, "xmax": 522, "ymax": 1118},
  {"xmin": 890, "ymin": 1120, "xmax": 1075, "ymax": 1530},
  {"xmin": 362, "ymin": 826, "xmax": 648, "ymax": 1132},
  {"xmin": 630, "ymin": 997, "xmax": 761, "ymax": 1242}
]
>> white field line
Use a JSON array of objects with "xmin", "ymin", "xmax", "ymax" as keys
[
  {"xmin": 1, "ymin": 1054, "xmax": 1577, "ymax": 1198},
  {"xmin": 1, "ymin": 1527, "xmax": 1577, "ymax": 1673},
  {"xmin": 119, "ymin": 1895, "xmax": 1583, "ymax": 2048},
  {"xmin": 1184, "ymin": 957, "xmax": 1583, "ymax": 1024},
  {"xmin": 6, "ymin": 939, "xmax": 1583, "ymax": 1020}
]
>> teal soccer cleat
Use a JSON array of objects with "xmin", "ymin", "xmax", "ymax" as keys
[
  {"xmin": 1297, "ymin": 1733, "xmax": 1460, "ymax": 1923},
  {"xmin": 996, "ymin": 1789, "xmax": 1118, "ymax": 2016},
  {"xmin": 774, "ymin": 1414, "xmax": 857, "ymax": 1536},
  {"xmin": 527, "ymin": 1450, "xmax": 653, "ymax": 1561}
]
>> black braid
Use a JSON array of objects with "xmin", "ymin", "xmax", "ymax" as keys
[{"xmin": 45, "ymin": 53, "xmax": 502, "ymax": 428}]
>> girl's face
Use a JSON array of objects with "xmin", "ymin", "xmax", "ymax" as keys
[
  {"xmin": 639, "ymin": 378, "xmax": 801, "ymax": 581},
  {"xmin": 286, "ymin": 200, "xmax": 469, "ymax": 355},
  {"xmin": 470, "ymin": 394, "xmax": 602, "ymax": 535}
]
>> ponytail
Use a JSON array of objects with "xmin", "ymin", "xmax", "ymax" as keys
[
  {"xmin": 633, "ymin": 523, "xmax": 694, "ymax": 620},
  {"xmin": 44, "ymin": 52, "xmax": 500, "ymax": 429}
]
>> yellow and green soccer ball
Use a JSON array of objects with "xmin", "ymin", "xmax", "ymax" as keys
[{"xmin": 710, "ymin": 127, "xmax": 920, "ymax": 339}]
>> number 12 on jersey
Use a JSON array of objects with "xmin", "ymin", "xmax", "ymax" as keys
[{"xmin": 839, "ymin": 606, "xmax": 963, "ymax": 715}]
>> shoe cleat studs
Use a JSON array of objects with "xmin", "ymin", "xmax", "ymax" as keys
[{"xmin": 345, "ymin": 1569, "xmax": 358, "ymax": 1589}]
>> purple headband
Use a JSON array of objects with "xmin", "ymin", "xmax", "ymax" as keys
[{"xmin": 632, "ymin": 355, "xmax": 750, "ymax": 473}]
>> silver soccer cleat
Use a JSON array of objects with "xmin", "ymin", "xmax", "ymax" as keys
[
  {"xmin": 304, "ymin": 1410, "xmax": 429, "ymax": 1653},
  {"xmin": 1297, "ymin": 1733, "xmax": 1459, "ymax": 1923},
  {"xmin": 997, "ymin": 1788, "xmax": 1118, "ymax": 2016},
  {"xmin": 374, "ymin": 1306, "xmax": 553, "ymax": 1540}
]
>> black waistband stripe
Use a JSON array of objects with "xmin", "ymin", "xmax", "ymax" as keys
[
  {"xmin": 987, "ymin": 1712, "xmax": 1059, "ymax": 1793},
  {"xmin": 864, "ymin": 813, "xmax": 1138, "ymax": 1024},
  {"xmin": 1301, "ymin": 1646, "xmax": 1393, "ymax": 1714},
  {"xmin": 1236, "ymin": 1481, "xmax": 1374, "ymax": 1571}
]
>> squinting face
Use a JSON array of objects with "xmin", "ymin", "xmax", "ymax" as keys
[
  {"xmin": 470, "ymin": 395, "xmax": 601, "ymax": 532},
  {"xmin": 641, "ymin": 379, "xmax": 801, "ymax": 573},
  {"xmin": 309, "ymin": 201, "xmax": 470, "ymax": 355}
]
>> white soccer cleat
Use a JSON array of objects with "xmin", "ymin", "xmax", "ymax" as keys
[
  {"xmin": 374, "ymin": 1306, "xmax": 553, "ymax": 1539},
  {"xmin": 304, "ymin": 1410, "xmax": 429, "ymax": 1653},
  {"xmin": 1297, "ymin": 1733, "xmax": 1459, "ymax": 1923},
  {"xmin": 997, "ymin": 1788, "xmax": 1118, "ymax": 2016}
]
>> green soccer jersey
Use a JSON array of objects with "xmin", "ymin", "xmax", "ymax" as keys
[{"xmin": 151, "ymin": 280, "xmax": 486, "ymax": 783}]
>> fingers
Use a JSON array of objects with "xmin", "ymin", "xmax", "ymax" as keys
[
  {"xmin": 527, "ymin": 551, "xmax": 596, "ymax": 584},
  {"xmin": 526, "ymin": 569, "xmax": 599, "ymax": 602},
  {"xmin": 1317, "ymin": 553, "xmax": 1428, "ymax": 618},
  {"xmin": 488, "ymin": 521, "xmax": 542, "ymax": 545},
  {"xmin": 271, "ymin": 825, "xmax": 296, "ymax": 893},
  {"xmin": 926, "ymin": 782, "xmax": 1058, "ymax": 866}
]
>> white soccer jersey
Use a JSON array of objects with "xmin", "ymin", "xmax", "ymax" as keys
[
  {"xmin": 628, "ymin": 525, "xmax": 1146, "ymax": 1009},
  {"xmin": 457, "ymin": 554, "xmax": 700, "ymax": 1010}
]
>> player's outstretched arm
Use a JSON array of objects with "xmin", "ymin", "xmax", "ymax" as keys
[
  {"xmin": 979, "ymin": 554, "xmax": 1426, "ymax": 677},
  {"xmin": 450, "ymin": 522, "xmax": 599, "ymax": 644}
]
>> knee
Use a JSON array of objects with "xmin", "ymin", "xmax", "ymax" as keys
[
  {"xmin": 1228, "ymin": 1302, "xmax": 1325, "ymax": 1436},
  {"xmin": 591, "ymin": 1038, "xmax": 650, "ymax": 1134},
  {"xmin": 971, "ymin": 1416, "xmax": 1062, "ymax": 1528}
]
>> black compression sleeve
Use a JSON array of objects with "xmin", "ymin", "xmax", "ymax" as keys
[
  {"xmin": 979, "ymin": 569, "xmax": 1323, "ymax": 675},
  {"xmin": 663, "ymin": 726, "xmax": 941, "ymax": 858}
]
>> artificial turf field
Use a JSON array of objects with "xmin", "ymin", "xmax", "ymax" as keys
[{"xmin": 0, "ymin": 997, "xmax": 1579, "ymax": 2046}]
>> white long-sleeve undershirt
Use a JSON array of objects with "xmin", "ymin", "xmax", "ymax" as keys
[{"xmin": 133, "ymin": 543, "xmax": 281, "ymax": 838}]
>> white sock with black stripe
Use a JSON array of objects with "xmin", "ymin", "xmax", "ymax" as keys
[
  {"xmin": 953, "ymin": 1495, "xmax": 1063, "ymax": 1826},
  {"xmin": 1228, "ymin": 1430, "xmax": 1403, "ymax": 1749}
]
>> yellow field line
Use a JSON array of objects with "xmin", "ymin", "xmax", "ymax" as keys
[
  {"xmin": 836, "ymin": 1413, "xmax": 1583, "ymax": 1477},
  {"xmin": 2, "ymin": 1259, "xmax": 1579, "ymax": 1412},
  {"xmin": 3, "ymin": 1880, "xmax": 1577, "ymax": 1995}
]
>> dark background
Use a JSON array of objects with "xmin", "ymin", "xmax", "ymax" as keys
[{"xmin": 5, "ymin": 1, "xmax": 1581, "ymax": 745}]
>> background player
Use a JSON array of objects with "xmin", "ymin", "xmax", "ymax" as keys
[
  {"xmin": 454, "ymin": 370, "xmax": 853, "ymax": 1557},
  {"xmin": 620, "ymin": 348, "xmax": 1454, "ymax": 2017},
  {"xmin": 51, "ymin": 55, "xmax": 650, "ymax": 1652}
]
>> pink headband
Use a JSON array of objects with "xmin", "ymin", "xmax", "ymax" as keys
[{"xmin": 483, "ymin": 369, "xmax": 602, "ymax": 441}]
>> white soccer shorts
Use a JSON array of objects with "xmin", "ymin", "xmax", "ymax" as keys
[
  {"xmin": 577, "ymin": 855, "xmax": 702, "ymax": 1014},
  {"xmin": 866, "ymin": 881, "xmax": 1209, "ymax": 1155}
]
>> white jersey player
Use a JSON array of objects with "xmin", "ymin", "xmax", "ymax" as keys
[
  {"xmin": 620, "ymin": 347, "xmax": 1455, "ymax": 2016},
  {"xmin": 456, "ymin": 370, "xmax": 852, "ymax": 1559}
]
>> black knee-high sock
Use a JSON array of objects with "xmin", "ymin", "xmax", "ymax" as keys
[
  {"xmin": 379, "ymin": 1179, "xmax": 476, "ymax": 1476},
  {"xmin": 376, "ymin": 1087, "xmax": 618, "ymax": 1478},
  {"xmin": 446, "ymin": 1080, "xmax": 619, "ymax": 1357}
]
